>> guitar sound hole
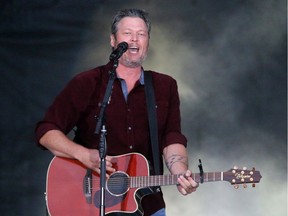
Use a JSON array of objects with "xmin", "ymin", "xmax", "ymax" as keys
[{"xmin": 107, "ymin": 172, "xmax": 129, "ymax": 196}]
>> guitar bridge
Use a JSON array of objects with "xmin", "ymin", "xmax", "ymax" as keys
[{"xmin": 83, "ymin": 169, "xmax": 92, "ymax": 204}]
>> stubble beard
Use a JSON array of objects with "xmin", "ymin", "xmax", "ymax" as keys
[{"xmin": 121, "ymin": 53, "xmax": 147, "ymax": 68}]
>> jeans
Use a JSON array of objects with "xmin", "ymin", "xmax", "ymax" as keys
[{"xmin": 151, "ymin": 208, "xmax": 166, "ymax": 216}]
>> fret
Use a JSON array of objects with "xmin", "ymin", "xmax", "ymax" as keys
[
  {"xmin": 209, "ymin": 173, "xmax": 211, "ymax": 182},
  {"xmin": 210, "ymin": 172, "xmax": 214, "ymax": 181}
]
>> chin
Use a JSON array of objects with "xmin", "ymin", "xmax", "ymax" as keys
[
  {"xmin": 126, "ymin": 61, "xmax": 142, "ymax": 68},
  {"xmin": 122, "ymin": 58, "xmax": 144, "ymax": 68}
]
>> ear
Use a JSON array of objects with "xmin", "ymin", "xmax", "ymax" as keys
[{"xmin": 110, "ymin": 34, "xmax": 116, "ymax": 48}]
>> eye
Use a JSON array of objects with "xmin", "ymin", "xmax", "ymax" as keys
[{"xmin": 138, "ymin": 32, "xmax": 147, "ymax": 36}]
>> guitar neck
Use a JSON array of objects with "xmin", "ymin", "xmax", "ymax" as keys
[{"xmin": 130, "ymin": 172, "xmax": 223, "ymax": 188}]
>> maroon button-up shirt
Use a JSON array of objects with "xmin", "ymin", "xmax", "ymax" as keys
[{"xmin": 35, "ymin": 61, "xmax": 187, "ymax": 215}]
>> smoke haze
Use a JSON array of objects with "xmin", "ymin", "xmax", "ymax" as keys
[{"xmin": 0, "ymin": 1, "xmax": 286, "ymax": 215}]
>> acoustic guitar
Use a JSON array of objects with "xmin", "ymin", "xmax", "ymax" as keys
[{"xmin": 46, "ymin": 153, "xmax": 262, "ymax": 215}]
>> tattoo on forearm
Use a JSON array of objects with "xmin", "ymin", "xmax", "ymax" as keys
[{"xmin": 165, "ymin": 154, "xmax": 188, "ymax": 171}]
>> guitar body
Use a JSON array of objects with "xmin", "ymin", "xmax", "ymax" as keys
[
  {"xmin": 46, "ymin": 152, "xmax": 262, "ymax": 215},
  {"xmin": 46, "ymin": 153, "xmax": 151, "ymax": 216}
]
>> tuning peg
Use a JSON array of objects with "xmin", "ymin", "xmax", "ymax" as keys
[
  {"xmin": 243, "ymin": 166, "xmax": 247, "ymax": 170},
  {"xmin": 233, "ymin": 165, "xmax": 238, "ymax": 169},
  {"xmin": 252, "ymin": 183, "xmax": 256, "ymax": 188},
  {"xmin": 234, "ymin": 184, "xmax": 239, "ymax": 189}
]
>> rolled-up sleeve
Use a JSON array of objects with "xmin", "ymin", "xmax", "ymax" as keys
[
  {"xmin": 153, "ymin": 73, "xmax": 187, "ymax": 150},
  {"xmin": 35, "ymin": 72, "xmax": 94, "ymax": 147}
]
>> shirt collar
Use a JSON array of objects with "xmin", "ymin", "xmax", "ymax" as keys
[
  {"xmin": 139, "ymin": 69, "xmax": 145, "ymax": 85},
  {"xmin": 116, "ymin": 69, "xmax": 145, "ymax": 85}
]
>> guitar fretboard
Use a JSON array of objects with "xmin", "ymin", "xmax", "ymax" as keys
[{"xmin": 129, "ymin": 172, "xmax": 223, "ymax": 188}]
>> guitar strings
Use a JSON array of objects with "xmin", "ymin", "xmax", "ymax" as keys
[{"xmin": 87, "ymin": 175, "xmax": 180, "ymax": 189}]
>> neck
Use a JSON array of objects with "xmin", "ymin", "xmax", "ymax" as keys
[{"xmin": 116, "ymin": 63, "xmax": 142, "ymax": 80}]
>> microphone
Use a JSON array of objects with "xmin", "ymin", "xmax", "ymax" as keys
[{"xmin": 109, "ymin": 42, "xmax": 128, "ymax": 61}]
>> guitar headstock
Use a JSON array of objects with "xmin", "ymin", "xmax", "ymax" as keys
[{"xmin": 223, "ymin": 167, "xmax": 262, "ymax": 188}]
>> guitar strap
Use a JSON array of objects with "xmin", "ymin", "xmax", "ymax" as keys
[{"xmin": 144, "ymin": 71, "xmax": 161, "ymax": 175}]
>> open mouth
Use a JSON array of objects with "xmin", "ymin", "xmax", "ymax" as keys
[{"xmin": 128, "ymin": 47, "xmax": 139, "ymax": 53}]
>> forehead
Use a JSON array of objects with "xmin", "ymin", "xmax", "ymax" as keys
[{"xmin": 117, "ymin": 17, "xmax": 148, "ymax": 32}]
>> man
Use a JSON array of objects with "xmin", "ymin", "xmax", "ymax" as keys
[{"xmin": 35, "ymin": 8, "xmax": 198, "ymax": 216}]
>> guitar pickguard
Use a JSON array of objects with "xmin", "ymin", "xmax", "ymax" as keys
[{"xmin": 93, "ymin": 189, "xmax": 127, "ymax": 208}]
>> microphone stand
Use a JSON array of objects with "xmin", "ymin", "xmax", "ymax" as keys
[{"xmin": 95, "ymin": 59, "xmax": 118, "ymax": 216}]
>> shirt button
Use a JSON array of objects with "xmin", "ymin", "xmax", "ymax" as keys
[
  {"xmin": 128, "ymin": 127, "xmax": 132, "ymax": 131},
  {"xmin": 129, "ymin": 145, "xmax": 133, "ymax": 149}
]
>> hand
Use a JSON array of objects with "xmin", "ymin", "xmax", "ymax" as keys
[
  {"xmin": 177, "ymin": 170, "xmax": 198, "ymax": 195},
  {"xmin": 77, "ymin": 148, "xmax": 116, "ymax": 176}
]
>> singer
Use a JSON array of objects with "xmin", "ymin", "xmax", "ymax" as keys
[{"xmin": 35, "ymin": 8, "xmax": 198, "ymax": 216}]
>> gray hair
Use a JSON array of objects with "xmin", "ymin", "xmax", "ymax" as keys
[{"xmin": 111, "ymin": 9, "xmax": 151, "ymax": 37}]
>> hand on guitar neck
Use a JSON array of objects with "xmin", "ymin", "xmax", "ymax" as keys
[
  {"xmin": 177, "ymin": 170, "xmax": 199, "ymax": 195},
  {"xmin": 163, "ymin": 144, "xmax": 198, "ymax": 196}
]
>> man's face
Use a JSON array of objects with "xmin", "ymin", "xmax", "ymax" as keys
[{"xmin": 110, "ymin": 17, "xmax": 149, "ymax": 68}]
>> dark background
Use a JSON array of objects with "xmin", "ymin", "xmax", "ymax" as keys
[{"xmin": 0, "ymin": 1, "xmax": 286, "ymax": 215}]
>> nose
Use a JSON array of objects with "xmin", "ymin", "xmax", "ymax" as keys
[{"xmin": 131, "ymin": 33, "xmax": 138, "ymax": 42}]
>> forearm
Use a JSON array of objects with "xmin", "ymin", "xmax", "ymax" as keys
[
  {"xmin": 39, "ymin": 129, "xmax": 87, "ymax": 160},
  {"xmin": 163, "ymin": 143, "xmax": 189, "ymax": 175},
  {"xmin": 39, "ymin": 129, "xmax": 115, "ymax": 174}
]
